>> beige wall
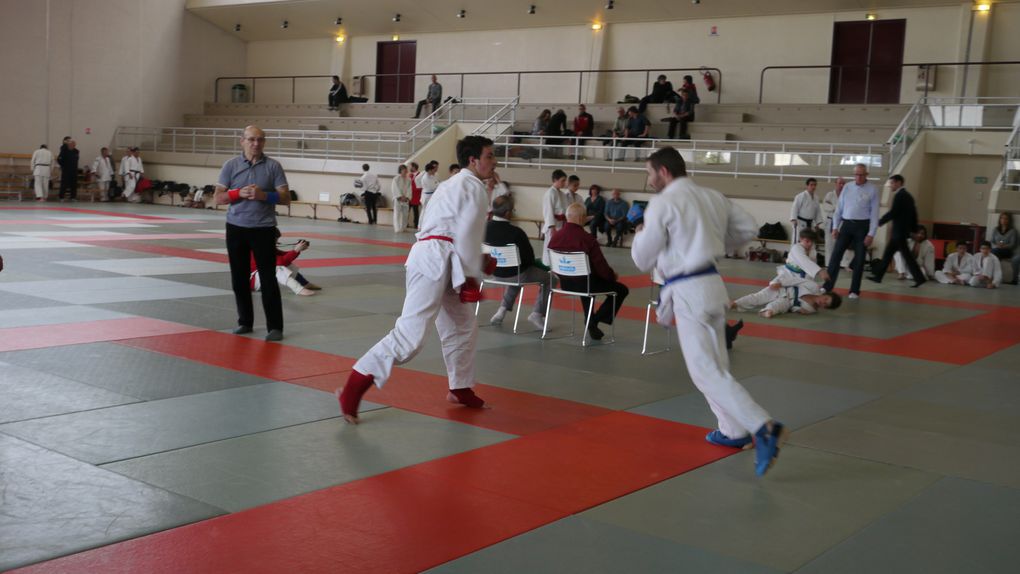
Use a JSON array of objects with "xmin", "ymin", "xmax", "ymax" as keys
[
  {"xmin": 0, "ymin": 0, "xmax": 246, "ymax": 159},
  {"xmin": 985, "ymin": 2, "xmax": 1020, "ymax": 98},
  {"xmin": 930, "ymin": 154, "xmax": 1001, "ymax": 224}
]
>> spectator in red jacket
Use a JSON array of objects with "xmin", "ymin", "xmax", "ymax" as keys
[
  {"xmin": 408, "ymin": 161, "xmax": 423, "ymax": 228},
  {"xmin": 573, "ymin": 104, "xmax": 594, "ymax": 146},
  {"xmin": 250, "ymin": 229, "xmax": 321, "ymax": 296},
  {"xmin": 548, "ymin": 203, "xmax": 629, "ymax": 340}
]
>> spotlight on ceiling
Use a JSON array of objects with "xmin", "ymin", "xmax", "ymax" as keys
[
  {"xmin": 393, "ymin": 13, "xmax": 401, "ymax": 23},
  {"xmin": 528, "ymin": 5, "xmax": 536, "ymax": 14},
  {"xmin": 336, "ymin": 35, "xmax": 345, "ymax": 44},
  {"xmin": 457, "ymin": 9, "xmax": 466, "ymax": 18},
  {"xmin": 392, "ymin": 34, "xmax": 400, "ymax": 41},
  {"xmin": 865, "ymin": 13, "xmax": 877, "ymax": 20},
  {"xmin": 592, "ymin": 22, "xmax": 603, "ymax": 30},
  {"xmin": 605, "ymin": 0, "xmax": 614, "ymax": 9},
  {"xmin": 692, "ymin": 0, "xmax": 700, "ymax": 4},
  {"xmin": 281, "ymin": 20, "xmax": 289, "ymax": 29},
  {"xmin": 975, "ymin": 3, "xmax": 991, "ymax": 11},
  {"xmin": 334, "ymin": 17, "xmax": 342, "ymax": 26},
  {"xmin": 233, "ymin": 23, "xmax": 241, "ymax": 32}
]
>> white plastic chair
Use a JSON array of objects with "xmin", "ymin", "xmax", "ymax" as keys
[
  {"xmin": 641, "ymin": 270, "xmax": 673, "ymax": 355},
  {"xmin": 475, "ymin": 243, "xmax": 547, "ymax": 334},
  {"xmin": 542, "ymin": 250, "xmax": 616, "ymax": 346}
]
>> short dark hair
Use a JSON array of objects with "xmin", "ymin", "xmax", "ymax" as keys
[
  {"xmin": 39, "ymin": 144, "xmax": 47, "ymax": 149},
  {"xmin": 805, "ymin": 178, "xmax": 817, "ymax": 186},
  {"xmin": 332, "ymin": 76, "xmax": 340, "ymax": 82},
  {"xmin": 568, "ymin": 175, "xmax": 580, "ymax": 184},
  {"xmin": 980, "ymin": 240, "xmax": 992, "ymax": 249},
  {"xmin": 449, "ymin": 163, "xmax": 460, "ymax": 173},
  {"xmin": 627, "ymin": 106, "xmax": 639, "ymax": 114},
  {"xmin": 798, "ymin": 228, "xmax": 818, "ymax": 242},
  {"xmin": 827, "ymin": 292, "xmax": 843, "ymax": 310},
  {"xmin": 957, "ymin": 242, "xmax": 969, "ymax": 250},
  {"xmin": 362, "ymin": 163, "xmax": 370, "ymax": 171},
  {"xmin": 456, "ymin": 135, "xmax": 493, "ymax": 168},
  {"xmin": 491, "ymin": 195, "xmax": 513, "ymax": 218},
  {"xmin": 397, "ymin": 164, "xmax": 407, "ymax": 174},
  {"xmin": 889, "ymin": 174, "xmax": 905, "ymax": 185},
  {"xmin": 657, "ymin": 74, "xmax": 667, "ymax": 81},
  {"xmin": 589, "ymin": 184, "xmax": 602, "ymax": 194},
  {"xmin": 647, "ymin": 147, "xmax": 688, "ymax": 178},
  {"xmin": 683, "ymin": 75, "xmax": 694, "ymax": 83},
  {"xmin": 410, "ymin": 162, "xmax": 419, "ymax": 170},
  {"xmin": 551, "ymin": 169, "xmax": 567, "ymax": 182}
]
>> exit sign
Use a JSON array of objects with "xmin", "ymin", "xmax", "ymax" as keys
[{"xmin": 974, "ymin": 176, "xmax": 988, "ymax": 184}]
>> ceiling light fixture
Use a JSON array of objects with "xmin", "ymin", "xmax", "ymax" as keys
[
  {"xmin": 865, "ymin": 13, "xmax": 877, "ymax": 20},
  {"xmin": 336, "ymin": 36, "xmax": 345, "ymax": 44},
  {"xmin": 528, "ymin": 5, "xmax": 536, "ymax": 14},
  {"xmin": 281, "ymin": 20, "xmax": 289, "ymax": 29},
  {"xmin": 392, "ymin": 34, "xmax": 400, "ymax": 41},
  {"xmin": 458, "ymin": 10, "xmax": 466, "ymax": 18},
  {"xmin": 234, "ymin": 23, "xmax": 241, "ymax": 32},
  {"xmin": 592, "ymin": 22, "xmax": 603, "ymax": 30},
  {"xmin": 975, "ymin": 3, "xmax": 991, "ymax": 11},
  {"xmin": 393, "ymin": 14, "xmax": 401, "ymax": 23},
  {"xmin": 334, "ymin": 17, "xmax": 342, "ymax": 26},
  {"xmin": 605, "ymin": 1, "xmax": 614, "ymax": 9}
]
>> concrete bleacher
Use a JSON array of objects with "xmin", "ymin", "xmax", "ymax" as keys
[{"xmin": 0, "ymin": 153, "xmax": 32, "ymax": 200}]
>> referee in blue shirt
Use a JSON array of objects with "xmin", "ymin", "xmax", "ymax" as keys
[
  {"xmin": 214, "ymin": 125, "xmax": 292, "ymax": 341},
  {"xmin": 822, "ymin": 163, "xmax": 880, "ymax": 299}
]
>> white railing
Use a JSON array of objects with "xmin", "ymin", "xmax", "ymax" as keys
[
  {"xmin": 471, "ymin": 97, "xmax": 519, "ymax": 139},
  {"xmin": 491, "ymin": 134, "xmax": 887, "ymax": 182},
  {"xmin": 1005, "ymin": 106, "xmax": 1020, "ymax": 191},
  {"xmin": 114, "ymin": 98, "xmax": 518, "ymax": 162}
]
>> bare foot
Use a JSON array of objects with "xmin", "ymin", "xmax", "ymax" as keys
[{"xmin": 760, "ymin": 309, "xmax": 774, "ymax": 318}]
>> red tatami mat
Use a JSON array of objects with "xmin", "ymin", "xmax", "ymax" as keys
[
  {"xmin": 116, "ymin": 331, "xmax": 355, "ymax": 381},
  {"xmin": 0, "ymin": 318, "xmax": 204, "ymax": 353},
  {"xmin": 7, "ymin": 413, "xmax": 731, "ymax": 574}
]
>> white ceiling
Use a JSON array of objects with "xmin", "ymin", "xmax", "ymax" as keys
[{"xmin": 186, "ymin": 0, "xmax": 970, "ymax": 42}]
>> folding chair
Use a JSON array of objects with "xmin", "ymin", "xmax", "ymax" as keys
[
  {"xmin": 475, "ymin": 243, "xmax": 547, "ymax": 334},
  {"xmin": 641, "ymin": 270, "xmax": 673, "ymax": 355},
  {"xmin": 542, "ymin": 250, "xmax": 616, "ymax": 346}
]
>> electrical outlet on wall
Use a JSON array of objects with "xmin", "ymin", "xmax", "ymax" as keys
[{"xmin": 977, "ymin": 191, "xmax": 983, "ymax": 200}]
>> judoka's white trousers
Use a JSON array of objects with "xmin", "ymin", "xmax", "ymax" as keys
[
  {"xmin": 34, "ymin": 176, "xmax": 49, "ymax": 199},
  {"xmin": 734, "ymin": 286, "xmax": 794, "ymax": 316},
  {"xmin": 934, "ymin": 270, "xmax": 971, "ymax": 285},
  {"xmin": 393, "ymin": 203, "xmax": 409, "ymax": 232}
]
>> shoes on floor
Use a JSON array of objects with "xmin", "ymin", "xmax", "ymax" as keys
[
  {"xmin": 298, "ymin": 288, "xmax": 315, "ymax": 296},
  {"xmin": 911, "ymin": 278, "xmax": 926, "ymax": 288},
  {"xmin": 232, "ymin": 325, "xmax": 253, "ymax": 335},
  {"xmin": 490, "ymin": 307, "xmax": 507, "ymax": 326},
  {"xmin": 447, "ymin": 388, "xmax": 485, "ymax": 408},
  {"xmin": 587, "ymin": 323, "xmax": 605, "ymax": 341},
  {"xmin": 725, "ymin": 319, "xmax": 744, "ymax": 350},
  {"xmin": 753, "ymin": 421, "xmax": 787, "ymax": 477},
  {"xmin": 305, "ymin": 283, "xmax": 322, "ymax": 291},
  {"xmin": 848, "ymin": 292, "xmax": 860, "ymax": 299},
  {"xmin": 866, "ymin": 275, "xmax": 882, "ymax": 284},
  {"xmin": 265, "ymin": 329, "xmax": 283, "ymax": 341},
  {"xmin": 705, "ymin": 429, "xmax": 752, "ymax": 449},
  {"xmin": 527, "ymin": 312, "xmax": 545, "ymax": 330}
]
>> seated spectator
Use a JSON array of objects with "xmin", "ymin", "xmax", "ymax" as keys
[
  {"xmin": 970, "ymin": 241, "xmax": 1003, "ymax": 289},
  {"xmin": 484, "ymin": 195, "xmax": 551, "ymax": 330},
  {"xmin": 934, "ymin": 242, "xmax": 975, "ymax": 285},
  {"xmin": 573, "ymin": 104, "xmax": 594, "ymax": 144},
  {"xmin": 731, "ymin": 283, "xmax": 842, "ymax": 318},
  {"xmin": 620, "ymin": 107, "xmax": 650, "ymax": 149},
  {"xmin": 894, "ymin": 225, "xmax": 935, "ymax": 281},
  {"xmin": 548, "ymin": 203, "xmax": 629, "ymax": 340},
  {"xmin": 547, "ymin": 109, "xmax": 569, "ymax": 137},
  {"xmin": 585, "ymin": 184, "xmax": 606, "ymax": 239},
  {"xmin": 604, "ymin": 189, "xmax": 629, "ymax": 247},
  {"xmin": 602, "ymin": 107, "xmax": 628, "ymax": 145},
  {"xmin": 532, "ymin": 109, "xmax": 551, "ymax": 135},
  {"xmin": 414, "ymin": 75, "xmax": 443, "ymax": 119},
  {"xmin": 680, "ymin": 75, "xmax": 701, "ymax": 105},
  {"xmin": 990, "ymin": 212, "xmax": 1019, "ymax": 284},
  {"xmin": 327, "ymin": 76, "xmax": 367, "ymax": 109},
  {"xmin": 663, "ymin": 89, "xmax": 695, "ymax": 139},
  {"xmin": 250, "ymin": 229, "xmax": 321, "ymax": 297},
  {"xmin": 638, "ymin": 74, "xmax": 678, "ymax": 114}
]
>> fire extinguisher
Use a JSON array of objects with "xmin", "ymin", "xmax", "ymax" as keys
[{"xmin": 700, "ymin": 67, "xmax": 716, "ymax": 92}]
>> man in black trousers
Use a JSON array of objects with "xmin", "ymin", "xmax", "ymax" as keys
[
  {"xmin": 57, "ymin": 139, "xmax": 79, "ymax": 201},
  {"xmin": 867, "ymin": 174, "xmax": 925, "ymax": 287}
]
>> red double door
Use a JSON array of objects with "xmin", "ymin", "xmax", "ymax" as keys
[
  {"xmin": 375, "ymin": 40, "xmax": 417, "ymax": 103},
  {"xmin": 829, "ymin": 19, "xmax": 906, "ymax": 104}
]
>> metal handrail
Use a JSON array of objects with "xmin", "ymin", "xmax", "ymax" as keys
[
  {"xmin": 488, "ymin": 133, "xmax": 886, "ymax": 181},
  {"xmin": 214, "ymin": 67, "xmax": 722, "ymax": 105},
  {"xmin": 1004, "ymin": 107, "xmax": 1020, "ymax": 190},
  {"xmin": 759, "ymin": 61, "xmax": 1020, "ymax": 104}
]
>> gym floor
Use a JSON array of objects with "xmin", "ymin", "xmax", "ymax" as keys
[{"xmin": 1, "ymin": 203, "xmax": 1018, "ymax": 573}]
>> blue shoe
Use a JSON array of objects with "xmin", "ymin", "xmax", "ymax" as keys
[
  {"xmin": 705, "ymin": 429, "xmax": 752, "ymax": 449},
  {"xmin": 753, "ymin": 422, "xmax": 787, "ymax": 477}
]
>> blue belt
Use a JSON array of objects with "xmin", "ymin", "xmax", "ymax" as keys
[
  {"xmin": 662, "ymin": 265, "xmax": 718, "ymax": 287},
  {"xmin": 785, "ymin": 263, "xmax": 806, "ymax": 278}
]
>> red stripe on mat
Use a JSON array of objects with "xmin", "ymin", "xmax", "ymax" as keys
[
  {"xmin": 8, "ymin": 413, "xmax": 731, "ymax": 574},
  {"xmin": 70, "ymin": 241, "xmax": 229, "ymax": 263},
  {"xmin": 0, "ymin": 318, "xmax": 205, "ymax": 352}
]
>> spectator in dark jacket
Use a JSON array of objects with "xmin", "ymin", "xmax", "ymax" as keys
[
  {"xmin": 585, "ymin": 184, "xmax": 606, "ymax": 238},
  {"xmin": 483, "ymin": 195, "xmax": 550, "ymax": 329},
  {"xmin": 57, "ymin": 139, "xmax": 80, "ymax": 201}
]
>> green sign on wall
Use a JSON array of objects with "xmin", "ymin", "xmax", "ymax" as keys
[{"xmin": 974, "ymin": 176, "xmax": 988, "ymax": 184}]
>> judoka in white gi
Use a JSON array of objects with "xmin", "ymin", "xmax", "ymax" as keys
[
  {"xmin": 734, "ymin": 229, "xmax": 841, "ymax": 316},
  {"xmin": 119, "ymin": 147, "xmax": 144, "ymax": 202},
  {"xmin": 541, "ymin": 169, "xmax": 569, "ymax": 264},
  {"xmin": 90, "ymin": 147, "xmax": 115, "ymax": 202},
  {"xmin": 789, "ymin": 178, "xmax": 823, "ymax": 248},
  {"xmin": 934, "ymin": 243, "xmax": 976, "ymax": 285},
  {"xmin": 969, "ymin": 241, "xmax": 1003, "ymax": 288},
  {"xmin": 631, "ymin": 146, "xmax": 786, "ymax": 476},
  {"xmin": 415, "ymin": 161, "xmax": 440, "ymax": 211},
  {"xmin": 894, "ymin": 226, "xmax": 935, "ymax": 281},
  {"xmin": 771, "ymin": 229, "xmax": 830, "ymax": 288},
  {"xmin": 338, "ymin": 136, "xmax": 497, "ymax": 424},
  {"xmin": 30, "ymin": 144, "xmax": 53, "ymax": 201},
  {"xmin": 391, "ymin": 164, "xmax": 411, "ymax": 232}
]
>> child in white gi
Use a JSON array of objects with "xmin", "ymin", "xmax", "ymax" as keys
[
  {"xmin": 732, "ymin": 283, "xmax": 842, "ymax": 317},
  {"xmin": 969, "ymin": 241, "xmax": 1003, "ymax": 288},
  {"xmin": 934, "ymin": 243, "xmax": 976, "ymax": 285},
  {"xmin": 772, "ymin": 229, "xmax": 830, "ymax": 288},
  {"xmin": 894, "ymin": 225, "xmax": 935, "ymax": 281}
]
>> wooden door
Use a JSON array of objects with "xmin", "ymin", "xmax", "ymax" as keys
[
  {"xmin": 375, "ymin": 41, "xmax": 417, "ymax": 103},
  {"xmin": 829, "ymin": 19, "xmax": 906, "ymax": 104}
]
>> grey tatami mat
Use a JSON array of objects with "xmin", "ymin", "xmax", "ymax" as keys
[
  {"xmin": 795, "ymin": 477, "xmax": 1020, "ymax": 574},
  {"xmin": 103, "ymin": 409, "xmax": 513, "ymax": 512},
  {"xmin": 0, "ymin": 383, "xmax": 344, "ymax": 464},
  {"xmin": 0, "ymin": 343, "xmax": 274, "ymax": 400},
  {"xmin": 428, "ymin": 516, "xmax": 781, "ymax": 574},
  {"xmin": 0, "ymin": 434, "xmax": 224, "ymax": 572},
  {"xmin": 0, "ymin": 361, "xmax": 138, "ymax": 424}
]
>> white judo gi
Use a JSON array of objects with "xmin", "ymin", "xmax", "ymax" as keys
[
  {"xmin": 91, "ymin": 154, "xmax": 114, "ymax": 201},
  {"xmin": 735, "ymin": 282, "xmax": 821, "ymax": 316},
  {"xmin": 894, "ymin": 239, "xmax": 935, "ymax": 280},
  {"xmin": 391, "ymin": 174, "xmax": 410, "ymax": 232},
  {"xmin": 31, "ymin": 147, "xmax": 53, "ymax": 200},
  {"xmin": 416, "ymin": 170, "xmax": 439, "ymax": 211},
  {"xmin": 353, "ymin": 168, "xmax": 489, "ymax": 390},
  {"xmin": 252, "ymin": 265, "xmax": 306, "ymax": 295},
  {"xmin": 119, "ymin": 154, "xmax": 143, "ymax": 201},
  {"xmin": 541, "ymin": 185, "xmax": 568, "ymax": 264},
  {"xmin": 934, "ymin": 252, "xmax": 976, "ymax": 285},
  {"xmin": 789, "ymin": 189, "xmax": 823, "ymax": 247},
  {"xmin": 969, "ymin": 253, "xmax": 1003, "ymax": 287},
  {"xmin": 632, "ymin": 176, "xmax": 770, "ymax": 440},
  {"xmin": 771, "ymin": 243, "xmax": 821, "ymax": 287}
]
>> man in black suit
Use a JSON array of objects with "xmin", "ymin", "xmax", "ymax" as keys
[
  {"xmin": 867, "ymin": 174, "xmax": 926, "ymax": 287},
  {"xmin": 484, "ymin": 195, "xmax": 551, "ymax": 329}
]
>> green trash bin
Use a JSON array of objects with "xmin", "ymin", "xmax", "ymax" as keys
[{"xmin": 231, "ymin": 83, "xmax": 249, "ymax": 103}]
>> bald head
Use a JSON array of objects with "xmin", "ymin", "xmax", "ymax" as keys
[
  {"xmin": 566, "ymin": 202, "xmax": 586, "ymax": 225},
  {"xmin": 241, "ymin": 125, "xmax": 266, "ymax": 160}
]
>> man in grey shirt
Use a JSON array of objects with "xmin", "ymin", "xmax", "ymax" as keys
[
  {"xmin": 214, "ymin": 125, "xmax": 292, "ymax": 341},
  {"xmin": 822, "ymin": 163, "xmax": 880, "ymax": 299},
  {"xmin": 414, "ymin": 75, "xmax": 443, "ymax": 119}
]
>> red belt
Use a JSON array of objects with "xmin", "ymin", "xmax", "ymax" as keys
[{"xmin": 420, "ymin": 235, "xmax": 452, "ymax": 243}]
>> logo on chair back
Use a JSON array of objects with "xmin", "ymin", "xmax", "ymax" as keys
[
  {"xmin": 557, "ymin": 256, "xmax": 576, "ymax": 273},
  {"xmin": 489, "ymin": 248, "xmax": 507, "ymax": 266}
]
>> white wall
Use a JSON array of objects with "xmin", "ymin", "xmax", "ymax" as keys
[
  {"xmin": 240, "ymin": 38, "xmax": 342, "ymax": 104},
  {"xmin": 985, "ymin": 2, "xmax": 1020, "ymax": 98},
  {"xmin": 0, "ymin": 0, "xmax": 246, "ymax": 159}
]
